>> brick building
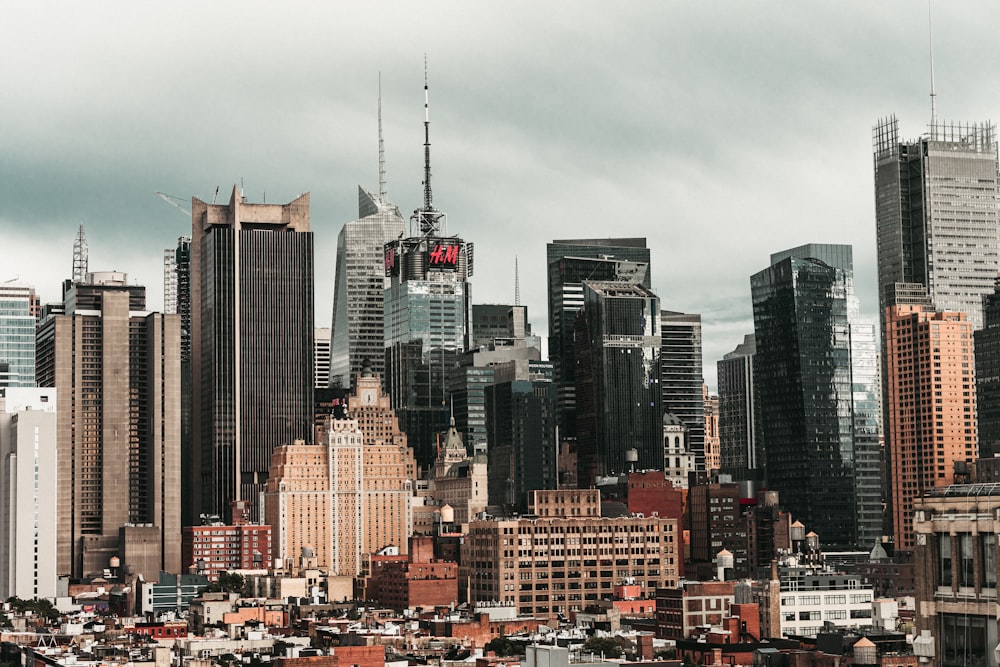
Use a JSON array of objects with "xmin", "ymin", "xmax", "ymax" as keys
[{"xmin": 363, "ymin": 536, "xmax": 458, "ymax": 610}]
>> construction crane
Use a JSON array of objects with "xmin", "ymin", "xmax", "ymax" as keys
[{"xmin": 154, "ymin": 192, "xmax": 191, "ymax": 217}]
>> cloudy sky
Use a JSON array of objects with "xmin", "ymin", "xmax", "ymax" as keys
[{"xmin": 3, "ymin": 1, "xmax": 999, "ymax": 389}]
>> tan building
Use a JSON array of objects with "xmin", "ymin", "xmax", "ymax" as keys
[
  {"xmin": 912, "ymin": 484, "xmax": 998, "ymax": 666},
  {"xmin": 36, "ymin": 272, "xmax": 181, "ymax": 580},
  {"xmin": 462, "ymin": 489, "xmax": 679, "ymax": 619},
  {"xmin": 427, "ymin": 418, "xmax": 488, "ymax": 530},
  {"xmin": 884, "ymin": 303, "xmax": 977, "ymax": 551},
  {"xmin": 265, "ymin": 370, "xmax": 415, "ymax": 575},
  {"xmin": 703, "ymin": 385, "xmax": 720, "ymax": 473}
]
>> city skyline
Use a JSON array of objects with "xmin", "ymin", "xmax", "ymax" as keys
[{"xmin": 5, "ymin": 3, "xmax": 1000, "ymax": 387}]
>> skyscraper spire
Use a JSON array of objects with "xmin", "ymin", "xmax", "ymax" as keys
[
  {"xmin": 515, "ymin": 255, "xmax": 521, "ymax": 306},
  {"xmin": 413, "ymin": 55, "xmax": 444, "ymax": 237},
  {"xmin": 72, "ymin": 224, "xmax": 88, "ymax": 284},
  {"xmin": 928, "ymin": 0, "xmax": 938, "ymax": 139},
  {"xmin": 378, "ymin": 72, "xmax": 387, "ymax": 201}
]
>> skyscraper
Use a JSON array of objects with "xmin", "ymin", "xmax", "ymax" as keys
[
  {"xmin": 546, "ymin": 239, "xmax": 650, "ymax": 436},
  {"xmin": 164, "ymin": 236, "xmax": 195, "ymax": 527},
  {"xmin": 873, "ymin": 117, "xmax": 1000, "ymax": 329},
  {"xmin": 35, "ymin": 272, "xmax": 180, "ymax": 579},
  {"xmin": 717, "ymin": 334, "xmax": 759, "ymax": 481},
  {"xmin": 574, "ymin": 281, "xmax": 662, "ymax": 485},
  {"xmin": 383, "ymin": 75, "xmax": 472, "ymax": 469},
  {"xmin": 329, "ymin": 188, "xmax": 406, "ymax": 388},
  {"xmin": 660, "ymin": 310, "xmax": 705, "ymax": 467},
  {"xmin": 191, "ymin": 187, "xmax": 314, "ymax": 522},
  {"xmin": 314, "ymin": 327, "xmax": 331, "ymax": 390},
  {"xmin": 0, "ymin": 285, "xmax": 37, "ymax": 388},
  {"xmin": 975, "ymin": 279, "xmax": 1000, "ymax": 457},
  {"xmin": 885, "ymin": 298, "xmax": 976, "ymax": 551},
  {"xmin": 751, "ymin": 245, "xmax": 880, "ymax": 548}
]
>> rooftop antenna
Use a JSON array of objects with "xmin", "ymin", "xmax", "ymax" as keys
[
  {"xmin": 514, "ymin": 255, "xmax": 521, "ymax": 306},
  {"xmin": 72, "ymin": 224, "xmax": 88, "ymax": 284},
  {"xmin": 378, "ymin": 72, "xmax": 387, "ymax": 201},
  {"xmin": 413, "ymin": 54, "xmax": 444, "ymax": 237},
  {"xmin": 928, "ymin": 0, "xmax": 938, "ymax": 140}
]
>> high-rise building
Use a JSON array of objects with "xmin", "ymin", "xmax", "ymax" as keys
[
  {"xmin": 191, "ymin": 187, "xmax": 314, "ymax": 522},
  {"xmin": 0, "ymin": 285, "xmax": 37, "ymax": 388},
  {"xmin": 471, "ymin": 304, "xmax": 538, "ymax": 349},
  {"xmin": 264, "ymin": 439, "xmax": 332, "ymax": 573},
  {"xmin": 873, "ymin": 117, "xmax": 1000, "ymax": 329},
  {"xmin": 660, "ymin": 310, "xmax": 705, "ymax": 467},
  {"xmin": 383, "ymin": 79, "xmax": 472, "ymax": 469},
  {"xmin": 314, "ymin": 327, "xmax": 331, "ymax": 390},
  {"xmin": 976, "ymin": 279, "xmax": 1000, "ymax": 457},
  {"xmin": 884, "ymin": 300, "xmax": 976, "ymax": 551},
  {"xmin": 0, "ymin": 388, "xmax": 57, "ymax": 599},
  {"xmin": 717, "ymin": 334, "xmax": 759, "ymax": 481},
  {"xmin": 35, "ymin": 272, "xmax": 181, "ymax": 579},
  {"xmin": 574, "ymin": 280, "xmax": 662, "ymax": 485},
  {"xmin": 164, "ymin": 236, "xmax": 195, "ymax": 528},
  {"xmin": 546, "ymin": 239, "xmax": 650, "ymax": 436},
  {"xmin": 751, "ymin": 245, "xmax": 880, "ymax": 548},
  {"xmin": 703, "ymin": 386, "xmax": 720, "ymax": 473},
  {"xmin": 329, "ymin": 188, "xmax": 406, "ymax": 388}
]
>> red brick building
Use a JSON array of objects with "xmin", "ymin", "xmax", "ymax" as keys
[
  {"xmin": 182, "ymin": 523, "xmax": 273, "ymax": 581},
  {"xmin": 274, "ymin": 645, "xmax": 384, "ymax": 667},
  {"xmin": 364, "ymin": 537, "xmax": 458, "ymax": 610}
]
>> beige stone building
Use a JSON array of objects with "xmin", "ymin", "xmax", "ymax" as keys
[
  {"xmin": 462, "ymin": 489, "xmax": 679, "ymax": 619},
  {"xmin": 35, "ymin": 272, "xmax": 181, "ymax": 580},
  {"xmin": 264, "ymin": 440, "xmax": 330, "ymax": 572},
  {"xmin": 427, "ymin": 418, "xmax": 488, "ymax": 530}
]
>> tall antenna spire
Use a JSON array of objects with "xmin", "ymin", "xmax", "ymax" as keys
[
  {"xmin": 515, "ymin": 255, "xmax": 521, "ymax": 306},
  {"xmin": 72, "ymin": 224, "xmax": 88, "ymax": 284},
  {"xmin": 378, "ymin": 72, "xmax": 387, "ymax": 201},
  {"xmin": 422, "ymin": 54, "xmax": 433, "ymax": 212},
  {"xmin": 928, "ymin": 0, "xmax": 938, "ymax": 139}
]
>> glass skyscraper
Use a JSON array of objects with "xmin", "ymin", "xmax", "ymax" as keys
[
  {"xmin": 330, "ymin": 187, "xmax": 406, "ymax": 389},
  {"xmin": 717, "ymin": 333, "xmax": 759, "ymax": 481},
  {"xmin": 660, "ymin": 310, "xmax": 705, "ymax": 468},
  {"xmin": 0, "ymin": 285, "xmax": 36, "ymax": 388},
  {"xmin": 546, "ymin": 239, "xmax": 651, "ymax": 436},
  {"xmin": 751, "ymin": 244, "xmax": 880, "ymax": 548}
]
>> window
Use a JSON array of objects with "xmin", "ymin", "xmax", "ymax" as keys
[
  {"xmin": 983, "ymin": 533, "xmax": 997, "ymax": 589},
  {"xmin": 939, "ymin": 534, "xmax": 952, "ymax": 587},
  {"xmin": 940, "ymin": 614, "xmax": 987, "ymax": 667},
  {"xmin": 960, "ymin": 533, "xmax": 975, "ymax": 587}
]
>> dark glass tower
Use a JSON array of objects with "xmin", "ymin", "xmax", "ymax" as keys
[
  {"xmin": 546, "ymin": 239, "xmax": 650, "ymax": 436},
  {"xmin": 976, "ymin": 279, "xmax": 1000, "ymax": 458},
  {"xmin": 574, "ymin": 280, "xmax": 662, "ymax": 485},
  {"xmin": 191, "ymin": 187, "xmax": 314, "ymax": 522},
  {"xmin": 717, "ymin": 334, "xmax": 759, "ymax": 481},
  {"xmin": 660, "ymin": 311, "xmax": 705, "ymax": 468},
  {"xmin": 751, "ymin": 244, "xmax": 880, "ymax": 548}
]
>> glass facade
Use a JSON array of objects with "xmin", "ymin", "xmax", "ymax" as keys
[
  {"xmin": 751, "ymin": 245, "xmax": 881, "ymax": 548},
  {"xmin": 660, "ymin": 311, "xmax": 705, "ymax": 467},
  {"xmin": 546, "ymin": 239, "xmax": 651, "ymax": 437},
  {"xmin": 329, "ymin": 187, "xmax": 406, "ymax": 388},
  {"xmin": 0, "ymin": 286, "xmax": 36, "ymax": 388},
  {"xmin": 976, "ymin": 281, "xmax": 1000, "ymax": 457},
  {"xmin": 717, "ymin": 334, "xmax": 758, "ymax": 481}
]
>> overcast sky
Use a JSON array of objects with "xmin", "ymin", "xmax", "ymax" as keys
[{"xmin": 4, "ymin": 1, "xmax": 999, "ymax": 389}]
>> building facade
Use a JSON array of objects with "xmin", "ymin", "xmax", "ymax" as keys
[
  {"xmin": 884, "ymin": 302, "xmax": 977, "ymax": 551},
  {"xmin": 0, "ymin": 285, "xmax": 37, "ymax": 388},
  {"xmin": 191, "ymin": 187, "xmax": 314, "ymax": 522},
  {"xmin": 182, "ymin": 522, "xmax": 272, "ymax": 582},
  {"xmin": 0, "ymin": 388, "xmax": 57, "ymax": 599},
  {"xmin": 36, "ymin": 272, "xmax": 181, "ymax": 579},
  {"xmin": 329, "ymin": 187, "xmax": 406, "ymax": 388},
  {"xmin": 751, "ymin": 245, "xmax": 881, "ymax": 548},
  {"xmin": 546, "ymin": 239, "xmax": 651, "ymax": 438},
  {"xmin": 976, "ymin": 280, "xmax": 1000, "ymax": 458},
  {"xmin": 660, "ymin": 311, "xmax": 705, "ymax": 468},
  {"xmin": 462, "ymin": 489, "xmax": 680, "ymax": 620},
  {"xmin": 717, "ymin": 334, "xmax": 758, "ymax": 481},
  {"xmin": 574, "ymin": 281, "xmax": 662, "ymax": 486}
]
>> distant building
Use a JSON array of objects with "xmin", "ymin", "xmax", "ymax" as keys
[
  {"xmin": 427, "ymin": 419, "xmax": 488, "ymax": 529},
  {"xmin": 314, "ymin": 327, "xmax": 331, "ymax": 390},
  {"xmin": 717, "ymin": 334, "xmax": 759, "ymax": 481},
  {"xmin": 703, "ymin": 386, "xmax": 720, "ymax": 472},
  {"xmin": 975, "ymin": 279, "xmax": 1000, "ymax": 458},
  {"xmin": 182, "ymin": 521, "xmax": 272, "ymax": 582},
  {"xmin": 688, "ymin": 476, "xmax": 747, "ymax": 574},
  {"xmin": 656, "ymin": 581, "xmax": 736, "ymax": 640},
  {"xmin": 0, "ymin": 284, "xmax": 37, "ymax": 387},
  {"xmin": 363, "ymin": 536, "xmax": 458, "ymax": 611},
  {"xmin": 663, "ymin": 414, "xmax": 696, "ymax": 489},
  {"xmin": 574, "ymin": 281, "xmax": 663, "ymax": 485},
  {"xmin": 0, "ymin": 388, "xmax": 57, "ymax": 599},
  {"xmin": 660, "ymin": 311, "xmax": 705, "ymax": 467},
  {"xmin": 463, "ymin": 489, "xmax": 680, "ymax": 620},
  {"xmin": 36, "ymin": 271, "xmax": 180, "ymax": 580},
  {"xmin": 884, "ymin": 301, "xmax": 976, "ymax": 551}
]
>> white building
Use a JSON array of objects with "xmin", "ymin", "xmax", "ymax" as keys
[
  {"xmin": 0, "ymin": 388, "xmax": 58, "ymax": 599},
  {"xmin": 759, "ymin": 562, "xmax": 875, "ymax": 637},
  {"xmin": 663, "ymin": 414, "xmax": 696, "ymax": 488}
]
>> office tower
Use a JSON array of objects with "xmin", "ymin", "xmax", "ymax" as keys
[
  {"xmin": 330, "ymin": 188, "xmax": 406, "ymax": 388},
  {"xmin": 873, "ymin": 117, "xmax": 1000, "ymax": 329},
  {"xmin": 264, "ymin": 439, "xmax": 332, "ymax": 573},
  {"xmin": 574, "ymin": 281, "xmax": 662, "ymax": 485},
  {"xmin": 0, "ymin": 388, "xmax": 57, "ymax": 599},
  {"xmin": 485, "ymin": 377, "xmax": 557, "ymax": 510},
  {"xmin": 977, "ymin": 280, "xmax": 1000, "ymax": 457},
  {"xmin": 164, "ymin": 236, "xmax": 195, "ymax": 528},
  {"xmin": 660, "ymin": 310, "xmax": 705, "ymax": 466},
  {"xmin": 191, "ymin": 187, "xmax": 314, "ymax": 522},
  {"xmin": 471, "ymin": 304, "xmax": 538, "ymax": 349},
  {"xmin": 314, "ymin": 327, "xmax": 331, "ymax": 390},
  {"xmin": 546, "ymin": 238, "xmax": 651, "ymax": 436},
  {"xmin": 703, "ymin": 387, "xmax": 720, "ymax": 472},
  {"xmin": 885, "ymin": 300, "xmax": 976, "ymax": 551},
  {"xmin": 751, "ymin": 245, "xmax": 880, "ymax": 548},
  {"xmin": 0, "ymin": 285, "xmax": 37, "ymax": 388},
  {"xmin": 35, "ymin": 272, "xmax": 181, "ymax": 579},
  {"xmin": 717, "ymin": 334, "xmax": 759, "ymax": 481},
  {"xmin": 383, "ymin": 79, "xmax": 472, "ymax": 470}
]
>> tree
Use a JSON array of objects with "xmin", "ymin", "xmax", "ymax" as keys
[
  {"xmin": 582, "ymin": 636, "xmax": 623, "ymax": 659},
  {"xmin": 206, "ymin": 572, "xmax": 245, "ymax": 594},
  {"xmin": 484, "ymin": 636, "xmax": 525, "ymax": 657}
]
